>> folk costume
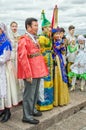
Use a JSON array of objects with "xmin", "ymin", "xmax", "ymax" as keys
[
  {"xmin": 68, "ymin": 35, "xmax": 86, "ymax": 91},
  {"xmin": 52, "ymin": 28, "xmax": 69, "ymax": 106},
  {"xmin": 0, "ymin": 23, "xmax": 21, "ymax": 122},
  {"xmin": 8, "ymin": 28, "xmax": 20, "ymax": 66},
  {"xmin": 67, "ymin": 40, "xmax": 78, "ymax": 85},
  {"xmin": 8, "ymin": 22, "xmax": 23, "ymax": 102},
  {"xmin": 37, "ymin": 10, "xmax": 54, "ymax": 111},
  {"xmin": 17, "ymin": 29, "xmax": 48, "ymax": 122}
]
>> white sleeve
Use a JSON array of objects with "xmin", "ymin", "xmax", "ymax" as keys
[
  {"xmin": 0, "ymin": 49, "xmax": 11, "ymax": 65},
  {"xmin": 66, "ymin": 47, "xmax": 70, "ymax": 58}
]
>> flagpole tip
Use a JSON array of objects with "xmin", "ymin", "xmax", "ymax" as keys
[{"xmin": 55, "ymin": 5, "xmax": 58, "ymax": 8}]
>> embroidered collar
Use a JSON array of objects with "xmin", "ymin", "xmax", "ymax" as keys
[{"xmin": 26, "ymin": 31, "xmax": 37, "ymax": 44}]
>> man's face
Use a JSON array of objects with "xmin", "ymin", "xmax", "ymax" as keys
[
  {"xmin": 10, "ymin": 23, "xmax": 18, "ymax": 33},
  {"xmin": 27, "ymin": 21, "xmax": 38, "ymax": 35}
]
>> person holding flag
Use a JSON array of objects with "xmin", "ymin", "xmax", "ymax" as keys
[
  {"xmin": 51, "ymin": 5, "xmax": 70, "ymax": 106},
  {"xmin": 37, "ymin": 10, "xmax": 54, "ymax": 111}
]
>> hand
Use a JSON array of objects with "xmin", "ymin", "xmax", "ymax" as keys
[
  {"xmin": 56, "ymin": 46, "xmax": 60, "ymax": 49},
  {"xmin": 36, "ymin": 43, "xmax": 40, "ymax": 48},
  {"xmin": 78, "ymin": 63, "xmax": 81, "ymax": 67},
  {"xmin": 26, "ymin": 78, "xmax": 32, "ymax": 83}
]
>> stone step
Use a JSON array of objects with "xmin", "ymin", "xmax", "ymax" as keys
[{"xmin": 0, "ymin": 90, "xmax": 86, "ymax": 130}]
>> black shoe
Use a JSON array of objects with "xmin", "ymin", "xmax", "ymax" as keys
[
  {"xmin": 68, "ymin": 83, "xmax": 72, "ymax": 88},
  {"xmin": 0, "ymin": 110, "xmax": 5, "ymax": 117},
  {"xmin": 22, "ymin": 118, "xmax": 39, "ymax": 124},
  {"xmin": 33, "ymin": 111, "xmax": 42, "ymax": 117},
  {"xmin": 1, "ymin": 108, "xmax": 11, "ymax": 123}
]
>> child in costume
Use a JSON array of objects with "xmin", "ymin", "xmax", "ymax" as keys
[
  {"xmin": 52, "ymin": 27, "xmax": 69, "ymax": 106},
  {"xmin": 67, "ymin": 38, "xmax": 78, "ymax": 88},
  {"xmin": 8, "ymin": 21, "xmax": 24, "ymax": 101},
  {"xmin": 66, "ymin": 25, "xmax": 77, "ymax": 87},
  {"xmin": 68, "ymin": 35, "xmax": 86, "ymax": 91}
]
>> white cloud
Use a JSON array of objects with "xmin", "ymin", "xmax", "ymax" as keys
[{"xmin": 0, "ymin": 0, "xmax": 86, "ymax": 34}]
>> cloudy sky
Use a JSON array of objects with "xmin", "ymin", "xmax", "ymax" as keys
[{"xmin": 0, "ymin": 0, "xmax": 86, "ymax": 34}]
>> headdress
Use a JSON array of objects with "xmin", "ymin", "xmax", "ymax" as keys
[
  {"xmin": 77, "ymin": 35, "xmax": 85, "ymax": 41},
  {"xmin": 52, "ymin": 26, "xmax": 60, "ymax": 33},
  {"xmin": 0, "ymin": 23, "xmax": 12, "ymax": 55},
  {"xmin": 41, "ymin": 10, "xmax": 51, "ymax": 27},
  {"xmin": 0, "ymin": 23, "xmax": 9, "ymax": 37}
]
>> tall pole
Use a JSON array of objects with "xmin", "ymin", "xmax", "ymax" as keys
[{"xmin": 51, "ymin": 5, "xmax": 58, "ymax": 29}]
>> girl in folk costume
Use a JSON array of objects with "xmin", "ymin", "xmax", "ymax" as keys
[
  {"xmin": 68, "ymin": 35, "xmax": 86, "ymax": 91},
  {"xmin": 8, "ymin": 21, "xmax": 24, "ymax": 101},
  {"xmin": 37, "ymin": 10, "xmax": 54, "ymax": 111},
  {"xmin": 0, "ymin": 23, "xmax": 20, "ymax": 122},
  {"xmin": 52, "ymin": 27, "xmax": 69, "ymax": 106}
]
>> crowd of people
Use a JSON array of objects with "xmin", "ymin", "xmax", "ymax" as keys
[{"xmin": 0, "ymin": 10, "xmax": 86, "ymax": 125}]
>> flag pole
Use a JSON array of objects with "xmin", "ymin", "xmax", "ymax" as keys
[{"xmin": 51, "ymin": 5, "xmax": 58, "ymax": 29}]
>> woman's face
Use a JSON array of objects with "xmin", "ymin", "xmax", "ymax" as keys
[
  {"xmin": 0, "ymin": 28, "xmax": 3, "ymax": 35},
  {"xmin": 43, "ymin": 26, "xmax": 51, "ymax": 35},
  {"xmin": 10, "ymin": 23, "xmax": 18, "ymax": 33},
  {"xmin": 78, "ymin": 40, "xmax": 85, "ymax": 44}
]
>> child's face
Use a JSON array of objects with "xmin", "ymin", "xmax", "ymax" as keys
[
  {"xmin": 69, "ymin": 29, "xmax": 75, "ymax": 35},
  {"xmin": 60, "ymin": 32, "xmax": 65, "ymax": 39},
  {"xmin": 53, "ymin": 32, "xmax": 60, "ymax": 40}
]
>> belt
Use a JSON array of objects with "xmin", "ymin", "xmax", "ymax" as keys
[{"xmin": 28, "ymin": 52, "xmax": 41, "ymax": 58}]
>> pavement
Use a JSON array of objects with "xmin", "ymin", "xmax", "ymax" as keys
[
  {"xmin": 0, "ymin": 86, "xmax": 86, "ymax": 130},
  {"xmin": 46, "ymin": 107, "xmax": 86, "ymax": 130}
]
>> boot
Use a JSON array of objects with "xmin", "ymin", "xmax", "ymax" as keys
[
  {"xmin": 70, "ymin": 86, "xmax": 75, "ymax": 91},
  {"xmin": 0, "ymin": 110, "xmax": 6, "ymax": 117},
  {"xmin": 1, "ymin": 108, "xmax": 11, "ymax": 123},
  {"xmin": 80, "ymin": 86, "xmax": 84, "ymax": 91}
]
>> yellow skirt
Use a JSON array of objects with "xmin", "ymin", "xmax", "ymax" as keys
[{"xmin": 53, "ymin": 56, "xmax": 70, "ymax": 106}]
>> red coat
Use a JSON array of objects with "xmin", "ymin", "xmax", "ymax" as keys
[{"xmin": 17, "ymin": 35, "xmax": 48, "ymax": 79}]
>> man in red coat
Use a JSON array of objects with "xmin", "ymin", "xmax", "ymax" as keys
[{"xmin": 17, "ymin": 18, "xmax": 48, "ymax": 124}]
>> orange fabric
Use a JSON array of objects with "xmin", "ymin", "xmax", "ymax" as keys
[{"xmin": 17, "ymin": 35, "xmax": 48, "ymax": 79}]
